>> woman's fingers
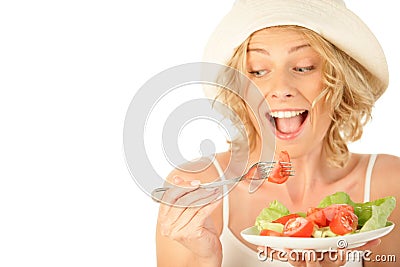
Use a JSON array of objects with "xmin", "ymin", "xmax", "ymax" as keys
[
  {"xmin": 162, "ymin": 188, "xmax": 221, "ymax": 235},
  {"xmin": 159, "ymin": 176, "xmax": 223, "ymax": 239},
  {"xmin": 157, "ymin": 177, "xmax": 223, "ymax": 259},
  {"xmin": 257, "ymin": 247, "xmax": 349, "ymax": 266},
  {"xmin": 356, "ymin": 238, "xmax": 381, "ymax": 250},
  {"xmin": 169, "ymin": 196, "xmax": 222, "ymax": 239},
  {"xmin": 172, "ymin": 199, "xmax": 223, "ymax": 258},
  {"xmin": 158, "ymin": 177, "xmax": 200, "ymax": 216},
  {"xmin": 160, "ymin": 185, "xmax": 220, "ymax": 223},
  {"xmin": 256, "ymin": 239, "xmax": 382, "ymax": 266},
  {"xmin": 175, "ymin": 187, "xmax": 221, "ymax": 207},
  {"xmin": 285, "ymin": 248, "xmax": 347, "ymax": 267},
  {"xmin": 257, "ymin": 246, "xmax": 291, "ymax": 263}
]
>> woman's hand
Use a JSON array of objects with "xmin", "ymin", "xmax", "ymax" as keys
[{"xmin": 158, "ymin": 176, "xmax": 223, "ymax": 266}]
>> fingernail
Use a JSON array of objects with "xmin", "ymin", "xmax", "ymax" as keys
[
  {"xmin": 190, "ymin": 180, "xmax": 200, "ymax": 186},
  {"xmin": 173, "ymin": 176, "xmax": 183, "ymax": 184}
]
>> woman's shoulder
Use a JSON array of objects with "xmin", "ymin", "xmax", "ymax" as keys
[
  {"xmin": 371, "ymin": 153, "xmax": 400, "ymax": 199},
  {"xmin": 376, "ymin": 153, "xmax": 400, "ymax": 163},
  {"xmin": 375, "ymin": 153, "xmax": 400, "ymax": 176},
  {"xmin": 164, "ymin": 151, "xmax": 232, "ymax": 184},
  {"xmin": 352, "ymin": 153, "xmax": 400, "ymax": 173}
]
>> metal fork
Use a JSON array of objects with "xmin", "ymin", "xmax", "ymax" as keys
[{"xmin": 151, "ymin": 161, "xmax": 294, "ymax": 202}]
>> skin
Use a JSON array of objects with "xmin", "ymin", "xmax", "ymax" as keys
[{"xmin": 156, "ymin": 28, "xmax": 400, "ymax": 267}]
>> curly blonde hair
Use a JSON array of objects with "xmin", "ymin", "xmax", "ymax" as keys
[{"xmin": 214, "ymin": 26, "xmax": 386, "ymax": 168}]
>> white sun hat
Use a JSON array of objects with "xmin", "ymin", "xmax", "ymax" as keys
[{"xmin": 203, "ymin": 0, "xmax": 388, "ymax": 99}]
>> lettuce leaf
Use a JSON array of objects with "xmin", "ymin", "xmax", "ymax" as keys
[
  {"xmin": 312, "ymin": 226, "xmax": 338, "ymax": 238},
  {"xmin": 258, "ymin": 222, "xmax": 284, "ymax": 233},
  {"xmin": 354, "ymin": 197, "xmax": 396, "ymax": 227},
  {"xmin": 359, "ymin": 197, "xmax": 396, "ymax": 232},
  {"xmin": 317, "ymin": 191, "xmax": 355, "ymax": 208},
  {"xmin": 317, "ymin": 191, "xmax": 396, "ymax": 231},
  {"xmin": 255, "ymin": 200, "xmax": 289, "ymax": 231}
]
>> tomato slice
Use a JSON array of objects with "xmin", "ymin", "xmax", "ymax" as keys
[
  {"xmin": 260, "ymin": 229, "xmax": 283, "ymax": 236},
  {"xmin": 283, "ymin": 217, "xmax": 314, "ymax": 237},
  {"xmin": 329, "ymin": 209, "xmax": 358, "ymax": 235},
  {"xmin": 323, "ymin": 204, "xmax": 354, "ymax": 222},
  {"xmin": 306, "ymin": 207, "xmax": 327, "ymax": 227},
  {"xmin": 273, "ymin": 214, "xmax": 300, "ymax": 225},
  {"xmin": 268, "ymin": 151, "xmax": 291, "ymax": 184}
]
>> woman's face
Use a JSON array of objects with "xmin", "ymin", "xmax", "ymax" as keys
[{"xmin": 244, "ymin": 27, "xmax": 331, "ymax": 157}]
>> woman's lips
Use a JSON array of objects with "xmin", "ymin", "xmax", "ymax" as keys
[{"xmin": 266, "ymin": 110, "xmax": 309, "ymax": 140}]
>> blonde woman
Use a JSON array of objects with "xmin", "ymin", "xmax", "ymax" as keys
[{"xmin": 156, "ymin": 0, "xmax": 400, "ymax": 266}]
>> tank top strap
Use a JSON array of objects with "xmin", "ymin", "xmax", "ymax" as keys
[
  {"xmin": 211, "ymin": 157, "xmax": 230, "ymax": 228},
  {"xmin": 364, "ymin": 154, "xmax": 377, "ymax": 202}
]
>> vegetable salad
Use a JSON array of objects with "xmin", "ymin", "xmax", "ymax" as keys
[{"xmin": 255, "ymin": 192, "xmax": 396, "ymax": 237}]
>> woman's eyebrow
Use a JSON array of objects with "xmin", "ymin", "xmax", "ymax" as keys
[
  {"xmin": 247, "ymin": 44, "xmax": 311, "ymax": 55},
  {"xmin": 247, "ymin": 48, "xmax": 270, "ymax": 55},
  {"xmin": 288, "ymin": 44, "xmax": 311, "ymax": 54}
]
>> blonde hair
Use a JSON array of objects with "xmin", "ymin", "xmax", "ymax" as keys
[{"xmin": 214, "ymin": 26, "xmax": 385, "ymax": 167}]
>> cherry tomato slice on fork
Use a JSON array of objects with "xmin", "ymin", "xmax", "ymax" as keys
[{"xmin": 268, "ymin": 151, "xmax": 291, "ymax": 184}]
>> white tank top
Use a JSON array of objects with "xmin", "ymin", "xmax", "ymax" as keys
[{"xmin": 213, "ymin": 154, "xmax": 378, "ymax": 267}]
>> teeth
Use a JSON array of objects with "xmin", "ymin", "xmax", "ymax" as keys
[{"xmin": 269, "ymin": 110, "xmax": 306, "ymax": 118}]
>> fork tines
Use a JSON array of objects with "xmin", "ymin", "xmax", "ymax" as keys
[
  {"xmin": 286, "ymin": 170, "xmax": 296, "ymax": 176},
  {"xmin": 280, "ymin": 161, "xmax": 295, "ymax": 176}
]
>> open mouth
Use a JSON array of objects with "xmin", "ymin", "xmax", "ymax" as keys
[{"xmin": 266, "ymin": 110, "xmax": 309, "ymax": 139}]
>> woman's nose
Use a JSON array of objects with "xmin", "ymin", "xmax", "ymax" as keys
[
  {"xmin": 266, "ymin": 72, "xmax": 296, "ymax": 100},
  {"xmin": 270, "ymin": 89, "xmax": 294, "ymax": 99}
]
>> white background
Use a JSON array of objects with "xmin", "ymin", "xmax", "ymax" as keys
[{"xmin": 0, "ymin": 1, "xmax": 399, "ymax": 266}]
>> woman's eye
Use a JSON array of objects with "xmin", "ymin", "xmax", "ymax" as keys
[
  {"xmin": 248, "ymin": 69, "xmax": 268, "ymax": 77},
  {"xmin": 294, "ymin": 66, "xmax": 315, "ymax": 73}
]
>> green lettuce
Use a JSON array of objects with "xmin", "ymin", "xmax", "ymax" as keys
[
  {"xmin": 317, "ymin": 192, "xmax": 396, "ymax": 231},
  {"xmin": 312, "ymin": 226, "xmax": 338, "ymax": 238},
  {"xmin": 358, "ymin": 197, "xmax": 396, "ymax": 232},
  {"xmin": 354, "ymin": 197, "xmax": 396, "ymax": 227},
  {"xmin": 255, "ymin": 200, "xmax": 289, "ymax": 231},
  {"xmin": 258, "ymin": 222, "xmax": 284, "ymax": 233},
  {"xmin": 317, "ymin": 191, "xmax": 354, "ymax": 207}
]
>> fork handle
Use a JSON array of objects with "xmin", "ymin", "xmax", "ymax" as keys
[
  {"xmin": 199, "ymin": 176, "xmax": 241, "ymax": 188},
  {"xmin": 151, "ymin": 177, "xmax": 240, "ymax": 203},
  {"xmin": 151, "ymin": 187, "xmax": 169, "ymax": 203}
]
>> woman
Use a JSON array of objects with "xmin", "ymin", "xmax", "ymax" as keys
[{"xmin": 156, "ymin": 0, "xmax": 400, "ymax": 266}]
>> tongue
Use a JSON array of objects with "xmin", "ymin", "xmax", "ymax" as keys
[{"xmin": 275, "ymin": 115, "xmax": 303, "ymax": 134}]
